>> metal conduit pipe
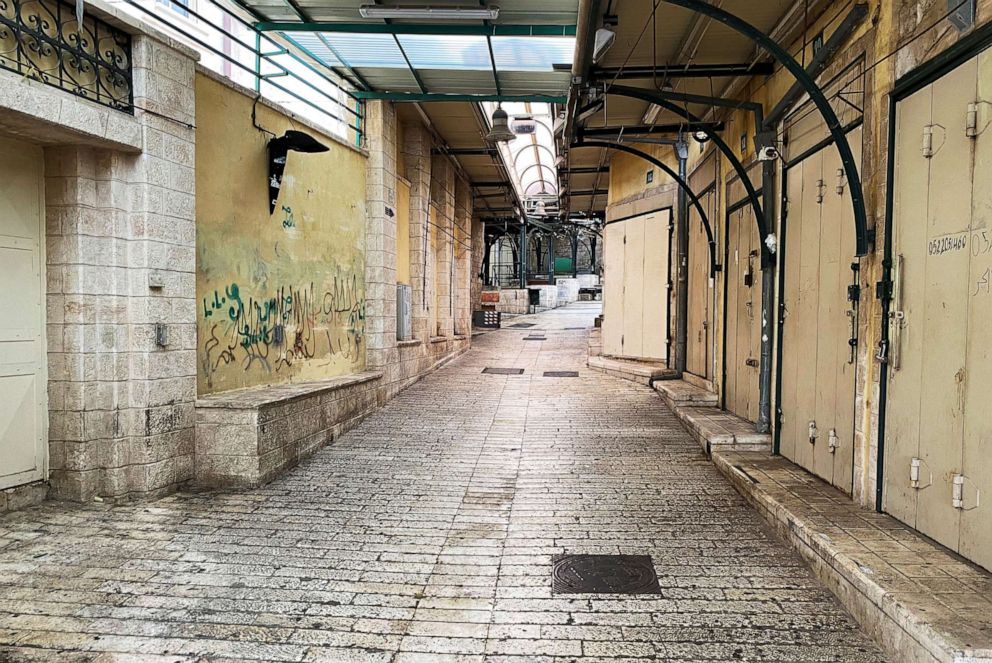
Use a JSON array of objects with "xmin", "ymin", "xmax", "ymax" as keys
[{"xmin": 675, "ymin": 141, "xmax": 690, "ymax": 376}]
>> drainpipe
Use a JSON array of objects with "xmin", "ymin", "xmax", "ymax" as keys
[
  {"xmin": 519, "ymin": 222, "xmax": 528, "ymax": 289},
  {"xmin": 547, "ymin": 232, "xmax": 556, "ymax": 284},
  {"xmin": 571, "ymin": 232, "xmax": 579, "ymax": 277},
  {"xmin": 756, "ymin": 130, "xmax": 778, "ymax": 434},
  {"xmin": 674, "ymin": 140, "xmax": 690, "ymax": 376}
]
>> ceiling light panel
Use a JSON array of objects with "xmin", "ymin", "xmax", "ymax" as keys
[{"xmin": 358, "ymin": 5, "xmax": 500, "ymax": 20}]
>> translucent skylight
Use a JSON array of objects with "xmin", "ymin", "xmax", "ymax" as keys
[
  {"xmin": 293, "ymin": 33, "xmax": 575, "ymax": 71},
  {"xmin": 483, "ymin": 101, "xmax": 560, "ymax": 213}
]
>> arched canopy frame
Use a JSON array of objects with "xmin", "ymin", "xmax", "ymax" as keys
[
  {"xmin": 573, "ymin": 140, "xmax": 718, "ymax": 276},
  {"xmin": 604, "ymin": 85, "xmax": 769, "ymax": 265},
  {"xmin": 656, "ymin": 0, "xmax": 868, "ymax": 257}
]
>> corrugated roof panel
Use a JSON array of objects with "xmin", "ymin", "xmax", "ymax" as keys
[
  {"xmin": 316, "ymin": 33, "xmax": 408, "ymax": 67},
  {"xmin": 491, "ymin": 37, "xmax": 574, "ymax": 71},
  {"xmin": 397, "ymin": 35, "xmax": 492, "ymax": 70}
]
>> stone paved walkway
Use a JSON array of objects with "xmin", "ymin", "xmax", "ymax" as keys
[{"xmin": 0, "ymin": 303, "xmax": 886, "ymax": 662}]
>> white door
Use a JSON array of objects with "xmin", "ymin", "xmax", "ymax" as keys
[
  {"xmin": 602, "ymin": 209, "xmax": 670, "ymax": 361},
  {"xmin": 0, "ymin": 137, "xmax": 47, "ymax": 490}
]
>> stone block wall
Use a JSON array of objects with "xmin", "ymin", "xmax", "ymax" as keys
[
  {"xmin": 41, "ymin": 32, "xmax": 197, "ymax": 502},
  {"xmin": 495, "ymin": 289, "xmax": 530, "ymax": 315}
]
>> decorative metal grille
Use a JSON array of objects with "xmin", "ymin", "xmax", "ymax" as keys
[{"xmin": 0, "ymin": 0, "xmax": 133, "ymax": 112}]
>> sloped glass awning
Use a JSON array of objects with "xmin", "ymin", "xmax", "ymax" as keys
[{"xmin": 237, "ymin": 1, "xmax": 578, "ymax": 101}]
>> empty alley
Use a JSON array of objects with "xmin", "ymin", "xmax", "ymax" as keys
[{"xmin": 0, "ymin": 305, "xmax": 885, "ymax": 662}]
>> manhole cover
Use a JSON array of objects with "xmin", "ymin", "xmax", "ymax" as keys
[
  {"xmin": 508, "ymin": 323, "xmax": 535, "ymax": 328},
  {"xmin": 482, "ymin": 367, "xmax": 524, "ymax": 375},
  {"xmin": 544, "ymin": 371, "xmax": 578, "ymax": 378},
  {"xmin": 565, "ymin": 327, "xmax": 586, "ymax": 330},
  {"xmin": 552, "ymin": 554, "xmax": 661, "ymax": 594}
]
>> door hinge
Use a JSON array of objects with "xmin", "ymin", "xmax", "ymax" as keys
[
  {"xmin": 952, "ymin": 474, "xmax": 981, "ymax": 510},
  {"xmin": 816, "ymin": 179, "xmax": 825, "ymax": 204},
  {"xmin": 848, "ymin": 284, "xmax": 861, "ymax": 302},
  {"xmin": 835, "ymin": 168, "xmax": 846, "ymax": 195},
  {"xmin": 808, "ymin": 420, "xmax": 818, "ymax": 445},
  {"xmin": 922, "ymin": 125, "xmax": 934, "ymax": 158},
  {"xmin": 952, "ymin": 474, "xmax": 965, "ymax": 509},
  {"xmin": 828, "ymin": 429, "xmax": 839, "ymax": 453},
  {"xmin": 967, "ymin": 102, "xmax": 979, "ymax": 138},
  {"xmin": 875, "ymin": 279, "xmax": 893, "ymax": 301}
]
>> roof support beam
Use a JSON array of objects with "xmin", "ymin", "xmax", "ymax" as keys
[
  {"xmin": 588, "ymin": 62, "xmax": 774, "ymax": 79},
  {"xmin": 561, "ymin": 166, "xmax": 609, "ymax": 174},
  {"xmin": 763, "ymin": 3, "xmax": 869, "ymax": 128},
  {"xmin": 255, "ymin": 22, "xmax": 576, "ymax": 35},
  {"xmin": 355, "ymin": 92, "xmax": 567, "ymax": 103},
  {"xmin": 606, "ymin": 85, "xmax": 766, "ymax": 261},
  {"xmin": 433, "ymin": 147, "xmax": 497, "ymax": 156},
  {"xmin": 578, "ymin": 121, "xmax": 724, "ymax": 137}
]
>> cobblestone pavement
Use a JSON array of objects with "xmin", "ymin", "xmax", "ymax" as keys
[{"xmin": 0, "ymin": 303, "xmax": 886, "ymax": 662}]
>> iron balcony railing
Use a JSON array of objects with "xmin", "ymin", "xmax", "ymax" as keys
[{"xmin": 0, "ymin": 0, "xmax": 134, "ymax": 112}]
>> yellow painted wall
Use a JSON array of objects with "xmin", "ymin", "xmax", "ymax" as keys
[
  {"xmin": 607, "ymin": 142, "xmax": 677, "ymax": 206},
  {"xmin": 195, "ymin": 73, "xmax": 367, "ymax": 395},
  {"xmin": 396, "ymin": 178, "xmax": 411, "ymax": 285}
]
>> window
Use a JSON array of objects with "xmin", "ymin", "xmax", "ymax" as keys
[{"xmin": 156, "ymin": 0, "xmax": 191, "ymax": 18}]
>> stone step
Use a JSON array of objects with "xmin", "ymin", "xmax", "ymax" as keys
[
  {"xmin": 673, "ymin": 406, "xmax": 771, "ymax": 455},
  {"xmin": 587, "ymin": 355, "xmax": 676, "ymax": 385},
  {"xmin": 713, "ymin": 450, "xmax": 992, "ymax": 663},
  {"xmin": 653, "ymin": 378, "xmax": 719, "ymax": 409}
]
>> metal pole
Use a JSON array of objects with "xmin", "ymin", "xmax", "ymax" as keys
[
  {"xmin": 519, "ymin": 223, "xmax": 528, "ymax": 289},
  {"xmin": 756, "ymin": 131, "xmax": 777, "ymax": 434},
  {"xmin": 547, "ymin": 232, "xmax": 556, "ymax": 284},
  {"xmin": 675, "ymin": 141, "xmax": 689, "ymax": 375},
  {"xmin": 571, "ymin": 232, "xmax": 579, "ymax": 277},
  {"xmin": 590, "ymin": 235, "xmax": 598, "ymax": 273}
]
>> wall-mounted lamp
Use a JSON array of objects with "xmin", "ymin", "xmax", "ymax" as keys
[{"xmin": 268, "ymin": 130, "xmax": 329, "ymax": 213}]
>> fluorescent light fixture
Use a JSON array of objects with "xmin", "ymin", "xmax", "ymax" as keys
[{"xmin": 358, "ymin": 5, "xmax": 500, "ymax": 20}]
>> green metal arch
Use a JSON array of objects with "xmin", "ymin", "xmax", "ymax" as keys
[
  {"xmin": 605, "ymin": 85, "xmax": 768, "ymax": 264},
  {"xmin": 573, "ymin": 140, "xmax": 718, "ymax": 276},
  {"xmin": 659, "ymin": 0, "xmax": 868, "ymax": 257}
]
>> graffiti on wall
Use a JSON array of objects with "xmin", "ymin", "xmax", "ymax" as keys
[
  {"xmin": 194, "ymin": 72, "xmax": 368, "ymax": 395},
  {"xmin": 200, "ymin": 275, "xmax": 365, "ymax": 386}
]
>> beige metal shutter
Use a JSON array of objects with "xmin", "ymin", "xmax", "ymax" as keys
[
  {"xmin": 687, "ymin": 153, "xmax": 717, "ymax": 381},
  {"xmin": 0, "ymin": 137, "xmax": 47, "ymax": 490},
  {"xmin": 723, "ymin": 201, "xmax": 761, "ymax": 422},
  {"xmin": 602, "ymin": 209, "xmax": 670, "ymax": 361},
  {"xmin": 885, "ymin": 50, "xmax": 992, "ymax": 571},
  {"xmin": 778, "ymin": 127, "xmax": 862, "ymax": 494}
]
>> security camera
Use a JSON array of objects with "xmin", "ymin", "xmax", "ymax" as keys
[{"xmin": 758, "ymin": 146, "xmax": 780, "ymax": 162}]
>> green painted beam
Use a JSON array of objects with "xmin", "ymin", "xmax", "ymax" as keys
[
  {"xmin": 255, "ymin": 22, "xmax": 576, "ymax": 36},
  {"xmin": 353, "ymin": 91, "xmax": 567, "ymax": 103}
]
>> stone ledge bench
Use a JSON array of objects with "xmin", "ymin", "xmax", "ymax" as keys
[
  {"xmin": 194, "ymin": 371, "xmax": 383, "ymax": 488},
  {"xmin": 714, "ymin": 450, "xmax": 992, "ymax": 663}
]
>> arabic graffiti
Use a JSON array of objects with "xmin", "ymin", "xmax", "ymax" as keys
[{"xmin": 200, "ymin": 276, "xmax": 365, "ymax": 388}]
